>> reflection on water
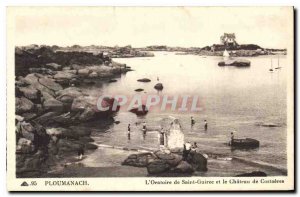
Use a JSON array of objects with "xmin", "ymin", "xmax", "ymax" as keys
[{"xmin": 81, "ymin": 52, "xmax": 287, "ymax": 173}]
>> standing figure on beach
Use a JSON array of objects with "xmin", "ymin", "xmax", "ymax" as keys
[
  {"xmin": 157, "ymin": 76, "xmax": 159, "ymax": 81},
  {"xmin": 191, "ymin": 116, "xmax": 195, "ymax": 126},
  {"xmin": 142, "ymin": 121, "xmax": 147, "ymax": 131},
  {"xmin": 204, "ymin": 120, "xmax": 208, "ymax": 131},
  {"xmin": 127, "ymin": 124, "xmax": 131, "ymax": 140},
  {"xmin": 229, "ymin": 132, "xmax": 234, "ymax": 145},
  {"xmin": 183, "ymin": 141, "xmax": 192, "ymax": 161},
  {"xmin": 77, "ymin": 146, "xmax": 84, "ymax": 160},
  {"xmin": 158, "ymin": 128, "xmax": 165, "ymax": 148},
  {"xmin": 191, "ymin": 142, "xmax": 198, "ymax": 151}
]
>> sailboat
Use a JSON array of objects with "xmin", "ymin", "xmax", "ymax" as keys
[
  {"xmin": 274, "ymin": 54, "xmax": 282, "ymax": 69},
  {"xmin": 223, "ymin": 49, "xmax": 230, "ymax": 57},
  {"xmin": 269, "ymin": 59, "xmax": 273, "ymax": 72}
]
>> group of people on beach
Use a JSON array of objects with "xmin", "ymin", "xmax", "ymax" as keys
[
  {"xmin": 127, "ymin": 121, "xmax": 147, "ymax": 140},
  {"xmin": 191, "ymin": 116, "xmax": 208, "ymax": 131},
  {"xmin": 182, "ymin": 141, "xmax": 198, "ymax": 160}
]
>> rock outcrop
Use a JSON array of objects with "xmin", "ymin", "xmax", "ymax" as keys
[
  {"xmin": 154, "ymin": 83, "xmax": 164, "ymax": 90},
  {"xmin": 16, "ymin": 97, "xmax": 35, "ymax": 114},
  {"xmin": 122, "ymin": 150, "xmax": 207, "ymax": 175},
  {"xmin": 218, "ymin": 59, "xmax": 251, "ymax": 67},
  {"xmin": 14, "ymin": 45, "xmax": 128, "ymax": 177},
  {"xmin": 236, "ymin": 171, "xmax": 267, "ymax": 177},
  {"xmin": 137, "ymin": 78, "xmax": 151, "ymax": 82},
  {"xmin": 129, "ymin": 105, "xmax": 148, "ymax": 116}
]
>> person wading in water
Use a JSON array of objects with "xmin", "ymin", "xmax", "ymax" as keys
[
  {"xmin": 77, "ymin": 146, "xmax": 84, "ymax": 160},
  {"xmin": 142, "ymin": 122, "xmax": 147, "ymax": 132},
  {"xmin": 204, "ymin": 120, "xmax": 208, "ymax": 131},
  {"xmin": 127, "ymin": 124, "xmax": 131, "ymax": 140},
  {"xmin": 229, "ymin": 132, "xmax": 235, "ymax": 145},
  {"xmin": 183, "ymin": 141, "xmax": 192, "ymax": 161},
  {"xmin": 191, "ymin": 116, "xmax": 195, "ymax": 127}
]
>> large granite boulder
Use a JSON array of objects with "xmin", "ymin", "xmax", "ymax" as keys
[
  {"xmin": 85, "ymin": 143, "xmax": 98, "ymax": 150},
  {"xmin": 218, "ymin": 59, "xmax": 251, "ymax": 67},
  {"xmin": 54, "ymin": 71, "xmax": 77, "ymax": 85},
  {"xmin": 154, "ymin": 150, "xmax": 182, "ymax": 167},
  {"xmin": 78, "ymin": 107, "xmax": 96, "ymax": 121},
  {"xmin": 147, "ymin": 159, "xmax": 170, "ymax": 174},
  {"xmin": 137, "ymin": 78, "xmax": 151, "ymax": 82},
  {"xmin": 68, "ymin": 126, "xmax": 92, "ymax": 137},
  {"xmin": 154, "ymin": 83, "xmax": 164, "ymax": 90},
  {"xmin": 16, "ymin": 97, "xmax": 35, "ymax": 114},
  {"xmin": 78, "ymin": 68, "xmax": 92, "ymax": 77},
  {"xmin": 187, "ymin": 151, "xmax": 208, "ymax": 171},
  {"xmin": 56, "ymin": 87, "xmax": 83, "ymax": 104},
  {"xmin": 46, "ymin": 127, "xmax": 66, "ymax": 136},
  {"xmin": 41, "ymin": 91, "xmax": 55, "ymax": 101},
  {"xmin": 57, "ymin": 138, "xmax": 83, "ymax": 153},
  {"xmin": 45, "ymin": 63, "xmax": 62, "ymax": 71},
  {"xmin": 38, "ymin": 77, "xmax": 63, "ymax": 92},
  {"xmin": 19, "ymin": 122, "xmax": 35, "ymax": 141},
  {"xmin": 129, "ymin": 105, "xmax": 148, "ymax": 116},
  {"xmin": 33, "ymin": 111, "xmax": 65, "ymax": 126},
  {"xmin": 22, "ymin": 74, "xmax": 56, "ymax": 96},
  {"xmin": 16, "ymin": 138, "xmax": 35, "ymax": 154},
  {"xmin": 122, "ymin": 153, "xmax": 156, "ymax": 167},
  {"xmin": 236, "ymin": 171, "xmax": 267, "ymax": 177},
  {"xmin": 18, "ymin": 86, "xmax": 39, "ymax": 101},
  {"xmin": 28, "ymin": 67, "xmax": 56, "ymax": 75},
  {"xmin": 88, "ymin": 71, "xmax": 98, "ymax": 78},
  {"xmin": 43, "ymin": 98, "xmax": 64, "ymax": 112},
  {"xmin": 71, "ymin": 95, "xmax": 119, "ymax": 119},
  {"xmin": 71, "ymin": 96, "xmax": 96, "ymax": 112},
  {"xmin": 16, "ymin": 150, "xmax": 47, "ymax": 177},
  {"xmin": 91, "ymin": 65, "xmax": 115, "ymax": 78},
  {"xmin": 173, "ymin": 161, "xmax": 194, "ymax": 174}
]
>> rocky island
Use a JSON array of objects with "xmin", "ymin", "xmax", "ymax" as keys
[
  {"xmin": 54, "ymin": 44, "xmax": 154, "ymax": 58},
  {"xmin": 141, "ymin": 33, "xmax": 287, "ymax": 57}
]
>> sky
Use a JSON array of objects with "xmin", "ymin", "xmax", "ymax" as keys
[{"xmin": 10, "ymin": 7, "xmax": 293, "ymax": 48}]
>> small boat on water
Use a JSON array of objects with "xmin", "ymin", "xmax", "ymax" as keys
[
  {"xmin": 223, "ymin": 49, "xmax": 230, "ymax": 57},
  {"xmin": 274, "ymin": 54, "xmax": 282, "ymax": 69},
  {"xmin": 230, "ymin": 138, "xmax": 259, "ymax": 149},
  {"xmin": 269, "ymin": 59, "xmax": 273, "ymax": 72}
]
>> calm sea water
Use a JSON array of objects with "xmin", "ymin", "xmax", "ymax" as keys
[{"xmin": 78, "ymin": 51, "xmax": 287, "ymax": 175}]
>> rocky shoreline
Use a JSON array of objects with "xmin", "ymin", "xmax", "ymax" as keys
[
  {"xmin": 29, "ymin": 43, "xmax": 287, "ymax": 60},
  {"xmin": 142, "ymin": 44, "xmax": 287, "ymax": 57},
  {"xmin": 15, "ymin": 45, "xmax": 129, "ymax": 177}
]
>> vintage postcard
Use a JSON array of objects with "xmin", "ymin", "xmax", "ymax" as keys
[{"xmin": 7, "ymin": 7, "xmax": 294, "ymax": 191}]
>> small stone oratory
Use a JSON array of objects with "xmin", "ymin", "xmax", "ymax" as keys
[{"xmin": 159, "ymin": 116, "xmax": 185, "ymax": 149}]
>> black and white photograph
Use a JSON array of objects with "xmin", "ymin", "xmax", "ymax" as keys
[{"xmin": 6, "ymin": 6, "xmax": 294, "ymax": 191}]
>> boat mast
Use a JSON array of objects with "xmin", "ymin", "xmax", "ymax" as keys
[{"xmin": 271, "ymin": 59, "xmax": 273, "ymax": 69}]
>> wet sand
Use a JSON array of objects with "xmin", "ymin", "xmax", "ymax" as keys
[{"xmin": 44, "ymin": 145, "xmax": 287, "ymax": 178}]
